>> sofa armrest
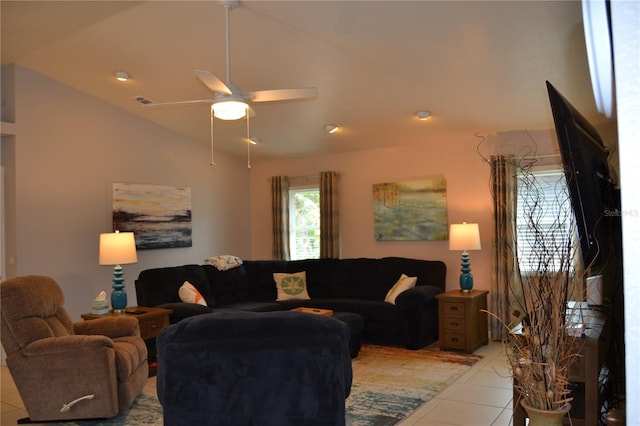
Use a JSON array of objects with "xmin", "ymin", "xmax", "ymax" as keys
[
  {"xmin": 156, "ymin": 302, "xmax": 213, "ymax": 323},
  {"xmin": 395, "ymin": 285, "xmax": 442, "ymax": 307},
  {"xmin": 394, "ymin": 285, "xmax": 443, "ymax": 350},
  {"xmin": 74, "ymin": 316, "xmax": 140, "ymax": 339}
]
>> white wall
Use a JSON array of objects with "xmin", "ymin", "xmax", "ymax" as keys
[
  {"xmin": 3, "ymin": 64, "xmax": 252, "ymax": 321},
  {"xmin": 612, "ymin": 0, "xmax": 640, "ymax": 418}
]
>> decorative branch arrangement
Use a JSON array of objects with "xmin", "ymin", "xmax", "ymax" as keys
[{"xmin": 485, "ymin": 156, "xmax": 585, "ymax": 412}]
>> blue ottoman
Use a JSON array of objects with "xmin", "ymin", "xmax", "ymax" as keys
[{"xmin": 333, "ymin": 312, "xmax": 364, "ymax": 358}]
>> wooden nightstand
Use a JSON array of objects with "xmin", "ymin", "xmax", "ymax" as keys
[
  {"xmin": 81, "ymin": 306, "xmax": 172, "ymax": 340},
  {"xmin": 436, "ymin": 289, "xmax": 488, "ymax": 353}
]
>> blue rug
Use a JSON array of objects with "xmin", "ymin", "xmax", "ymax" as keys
[{"xmin": 75, "ymin": 344, "xmax": 481, "ymax": 426}]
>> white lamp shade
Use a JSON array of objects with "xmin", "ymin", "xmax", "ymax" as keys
[
  {"xmin": 449, "ymin": 223, "xmax": 481, "ymax": 251},
  {"xmin": 211, "ymin": 100, "xmax": 248, "ymax": 120},
  {"xmin": 99, "ymin": 231, "xmax": 138, "ymax": 265}
]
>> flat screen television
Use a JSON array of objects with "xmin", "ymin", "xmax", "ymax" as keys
[{"xmin": 546, "ymin": 81, "xmax": 619, "ymax": 271}]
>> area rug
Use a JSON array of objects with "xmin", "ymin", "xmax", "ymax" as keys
[
  {"xmin": 75, "ymin": 344, "xmax": 481, "ymax": 426},
  {"xmin": 346, "ymin": 344, "xmax": 482, "ymax": 425}
]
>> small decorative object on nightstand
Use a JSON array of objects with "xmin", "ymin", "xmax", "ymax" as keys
[
  {"xmin": 448, "ymin": 222, "xmax": 482, "ymax": 292},
  {"xmin": 436, "ymin": 289, "xmax": 488, "ymax": 353}
]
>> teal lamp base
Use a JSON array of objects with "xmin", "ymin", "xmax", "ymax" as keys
[
  {"xmin": 111, "ymin": 264, "xmax": 128, "ymax": 312},
  {"xmin": 459, "ymin": 252, "xmax": 474, "ymax": 293}
]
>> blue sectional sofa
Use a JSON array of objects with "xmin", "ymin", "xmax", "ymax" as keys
[{"xmin": 135, "ymin": 257, "xmax": 446, "ymax": 349}]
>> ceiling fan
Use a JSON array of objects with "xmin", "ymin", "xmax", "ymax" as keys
[{"xmin": 144, "ymin": 0, "xmax": 318, "ymax": 121}]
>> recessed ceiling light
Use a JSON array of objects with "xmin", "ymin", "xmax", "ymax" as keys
[
  {"xmin": 324, "ymin": 124, "xmax": 339, "ymax": 134},
  {"xmin": 415, "ymin": 110, "xmax": 431, "ymax": 120},
  {"xmin": 114, "ymin": 71, "xmax": 129, "ymax": 81}
]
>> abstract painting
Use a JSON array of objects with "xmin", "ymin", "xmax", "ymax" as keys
[
  {"xmin": 112, "ymin": 183, "xmax": 192, "ymax": 250},
  {"xmin": 373, "ymin": 177, "xmax": 448, "ymax": 241}
]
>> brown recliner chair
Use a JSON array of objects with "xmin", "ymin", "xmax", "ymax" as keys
[{"xmin": 0, "ymin": 275, "xmax": 149, "ymax": 422}]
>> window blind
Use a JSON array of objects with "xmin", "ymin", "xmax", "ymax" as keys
[{"xmin": 516, "ymin": 170, "xmax": 575, "ymax": 273}]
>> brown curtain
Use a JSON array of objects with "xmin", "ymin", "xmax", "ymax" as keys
[
  {"xmin": 490, "ymin": 155, "xmax": 521, "ymax": 340},
  {"xmin": 271, "ymin": 176, "xmax": 290, "ymax": 260},
  {"xmin": 319, "ymin": 171, "xmax": 340, "ymax": 258}
]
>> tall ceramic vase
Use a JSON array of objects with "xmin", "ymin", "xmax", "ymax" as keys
[{"xmin": 521, "ymin": 400, "xmax": 571, "ymax": 426}]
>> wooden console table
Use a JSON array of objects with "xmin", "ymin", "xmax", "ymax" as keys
[{"xmin": 512, "ymin": 303, "xmax": 608, "ymax": 426}]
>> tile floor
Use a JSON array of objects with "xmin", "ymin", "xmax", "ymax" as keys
[{"xmin": 1, "ymin": 342, "xmax": 513, "ymax": 426}]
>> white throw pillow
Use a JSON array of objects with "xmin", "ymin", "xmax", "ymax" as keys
[
  {"xmin": 273, "ymin": 271, "xmax": 311, "ymax": 301},
  {"xmin": 178, "ymin": 281, "xmax": 207, "ymax": 306},
  {"xmin": 385, "ymin": 274, "xmax": 417, "ymax": 305}
]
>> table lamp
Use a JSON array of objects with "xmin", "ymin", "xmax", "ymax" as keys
[
  {"xmin": 99, "ymin": 231, "xmax": 138, "ymax": 312},
  {"xmin": 449, "ymin": 222, "xmax": 481, "ymax": 292}
]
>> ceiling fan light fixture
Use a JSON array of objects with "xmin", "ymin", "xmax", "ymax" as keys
[
  {"xmin": 325, "ymin": 124, "xmax": 339, "ymax": 134},
  {"xmin": 211, "ymin": 99, "xmax": 248, "ymax": 120}
]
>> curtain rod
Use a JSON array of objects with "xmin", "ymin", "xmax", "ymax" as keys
[
  {"xmin": 267, "ymin": 172, "xmax": 341, "ymax": 182},
  {"xmin": 512, "ymin": 153, "xmax": 561, "ymax": 160}
]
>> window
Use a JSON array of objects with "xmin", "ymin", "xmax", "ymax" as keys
[
  {"xmin": 516, "ymin": 169, "xmax": 575, "ymax": 273},
  {"xmin": 289, "ymin": 187, "xmax": 320, "ymax": 260}
]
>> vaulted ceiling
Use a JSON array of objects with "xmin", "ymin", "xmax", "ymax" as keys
[{"xmin": 1, "ymin": 1, "xmax": 607, "ymax": 162}]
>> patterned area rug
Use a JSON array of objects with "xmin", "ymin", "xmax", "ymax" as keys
[
  {"xmin": 75, "ymin": 344, "xmax": 481, "ymax": 426},
  {"xmin": 346, "ymin": 344, "xmax": 482, "ymax": 425}
]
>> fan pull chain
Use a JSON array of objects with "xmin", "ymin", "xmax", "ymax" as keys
[
  {"xmin": 210, "ymin": 108, "xmax": 216, "ymax": 166},
  {"xmin": 225, "ymin": 2, "xmax": 232, "ymax": 85},
  {"xmin": 246, "ymin": 111, "xmax": 251, "ymax": 169}
]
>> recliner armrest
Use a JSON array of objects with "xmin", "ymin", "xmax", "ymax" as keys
[
  {"xmin": 73, "ymin": 316, "xmax": 140, "ymax": 339},
  {"xmin": 22, "ymin": 335, "xmax": 114, "ymax": 356}
]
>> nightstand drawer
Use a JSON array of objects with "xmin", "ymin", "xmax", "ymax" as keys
[
  {"xmin": 443, "ymin": 301, "xmax": 466, "ymax": 317},
  {"xmin": 443, "ymin": 317, "xmax": 467, "ymax": 332},
  {"xmin": 138, "ymin": 316, "xmax": 169, "ymax": 340},
  {"xmin": 441, "ymin": 332, "xmax": 466, "ymax": 349}
]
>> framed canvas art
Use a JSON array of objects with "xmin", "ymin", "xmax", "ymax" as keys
[
  {"xmin": 112, "ymin": 183, "xmax": 192, "ymax": 249},
  {"xmin": 373, "ymin": 177, "xmax": 448, "ymax": 241}
]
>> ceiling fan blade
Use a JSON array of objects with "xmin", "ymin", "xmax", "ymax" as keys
[
  {"xmin": 142, "ymin": 99, "xmax": 214, "ymax": 108},
  {"xmin": 194, "ymin": 69, "xmax": 232, "ymax": 95},
  {"xmin": 247, "ymin": 87, "xmax": 318, "ymax": 103}
]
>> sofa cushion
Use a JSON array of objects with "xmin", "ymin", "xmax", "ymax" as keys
[
  {"xmin": 203, "ymin": 265, "xmax": 250, "ymax": 306},
  {"xmin": 213, "ymin": 301, "xmax": 283, "ymax": 312},
  {"xmin": 287, "ymin": 258, "xmax": 340, "ymax": 298},
  {"xmin": 135, "ymin": 265, "xmax": 214, "ymax": 308},
  {"xmin": 274, "ymin": 271, "xmax": 311, "ymax": 301},
  {"xmin": 326, "ymin": 258, "xmax": 381, "ymax": 299},
  {"xmin": 243, "ymin": 260, "xmax": 289, "ymax": 301},
  {"xmin": 156, "ymin": 302, "xmax": 213, "ymax": 323}
]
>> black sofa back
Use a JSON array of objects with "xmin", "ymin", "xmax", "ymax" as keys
[{"xmin": 136, "ymin": 257, "xmax": 446, "ymax": 308}]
